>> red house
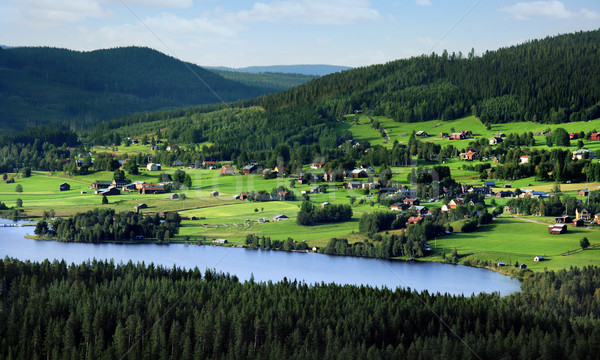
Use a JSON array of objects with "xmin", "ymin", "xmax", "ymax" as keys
[
  {"xmin": 590, "ymin": 132, "xmax": 600, "ymax": 141},
  {"xmin": 406, "ymin": 216, "xmax": 423, "ymax": 225}
]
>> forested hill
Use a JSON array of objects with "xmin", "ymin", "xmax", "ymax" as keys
[
  {"xmin": 0, "ymin": 46, "xmax": 282, "ymax": 132},
  {"xmin": 262, "ymin": 30, "xmax": 600, "ymax": 124}
]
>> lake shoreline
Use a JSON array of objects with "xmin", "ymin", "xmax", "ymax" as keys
[{"xmin": 25, "ymin": 232, "xmax": 525, "ymax": 283}]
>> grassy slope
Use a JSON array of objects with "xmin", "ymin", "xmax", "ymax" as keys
[{"xmin": 341, "ymin": 114, "xmax": 600, "ymax": 150}]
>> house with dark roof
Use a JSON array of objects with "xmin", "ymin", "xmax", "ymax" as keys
[
  {"xmin": 59, "ymin": 182, "xmax": 70, "ymax": 191},
  {"xmin": 273, "ymin": 214, "xmax": 289, "ymax": 221}
]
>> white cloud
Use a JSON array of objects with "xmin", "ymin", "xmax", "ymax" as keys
[
  {"xmin": 1, "ymin": 0, "xmax": 109, "ymax": 27},
  {"xmin": 500, "ymin": 1, "xmax": 574, "ymax": 20},
  {"xmin": 232, "ymin": 0, "xmax": 380, "ymax": 25},
  {"xmin": 416, "ymin": 0, "xmax": 431, "ymax": 6},
  {"xmin": 102, "ymin": 0, "xmax": 194, "ymax": 9},
  {"xmin": 580, "ymin": 8, "xmax": 599, "ymax": 19}
]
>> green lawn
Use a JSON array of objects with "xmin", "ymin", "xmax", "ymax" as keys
[{"xmin": 430, "ymin": 216, "xmax": 600, "ymax": 271}]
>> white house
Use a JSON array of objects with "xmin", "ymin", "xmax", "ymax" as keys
[{"xmin": 146, "ymin": 163, "xmax": 161, "ymax": 171}]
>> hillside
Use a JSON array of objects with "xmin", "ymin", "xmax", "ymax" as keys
[
  {"xmin": 207, "ymin": 68, "xmax": 317, "ymax": 92},
  {"xmin": 262, "ymin": 30, "xmax": 600, "ymax": 125},
  {"xmin": 208, "ymin": 64, "xmax": 351, "ymax": 76},
  {"xmin": 0, "ymin": 46, "xmax": 285, "ymax": 132}
]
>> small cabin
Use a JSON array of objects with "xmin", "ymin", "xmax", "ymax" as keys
[
  {"xmin": 59, "ymin": 182, "xmax": 70, "ymax": 191},
  {"xmin": 533, "ymin": 256, "xmax": 544, "ymax": 262},
  {"xmin": 519, "ymin": 264, "xmax": 527, "ymax": 269}
]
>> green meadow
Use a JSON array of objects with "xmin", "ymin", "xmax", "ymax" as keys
[
  {"xmin": 429, "ymin": 216, "xmax": 600, "ymax": 271},
  {"xmin": 341, "ymin": 114, "xmax": 600, "ymax": 150}
]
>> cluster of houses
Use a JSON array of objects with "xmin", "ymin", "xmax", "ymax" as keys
[
  {"xmin": 548, "ymin": 205, "xmax": 600, "ymax": 235},
  {"xmin": 90, "ymin": 179, "xmax": 170, "ymax": 196}
]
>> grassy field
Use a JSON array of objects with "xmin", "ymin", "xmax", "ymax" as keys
[
  {"xmin": 340, "ymin": 114, "xmax": 600, "ymax": 150},
  {"xmin": 428, "ymin": 216, "xmax": 600, "ymax": 271}
]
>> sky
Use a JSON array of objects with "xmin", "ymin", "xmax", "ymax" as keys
[{"xmin": 0, "ymin": 0, "xmax": 598, "ymax": 68}]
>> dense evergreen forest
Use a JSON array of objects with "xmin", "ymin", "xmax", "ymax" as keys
[
  {"xmin": 262, "ymin": 30, "xmax": 600, "ymax": 124},
  {"xmin": 0, "ymin": 46, "xmax": 287, "ymax": 132},
  {"xmin": 1, "ymin": 258, "xmax": 600, "ymax": 359},
  {"xmin": 34, "ymin": 208, "xmax": 182, "ymax": 243}
]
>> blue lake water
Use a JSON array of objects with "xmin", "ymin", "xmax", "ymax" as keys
[{"xmin": 0, "ymin": 222, "xmax": 521, "ymax": 296}]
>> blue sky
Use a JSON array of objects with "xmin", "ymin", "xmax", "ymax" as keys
[{"xmin": 0, "ymin": 0, "xmax": 598, "ymax": 67}]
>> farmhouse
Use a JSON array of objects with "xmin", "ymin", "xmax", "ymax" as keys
[
  {"xmin": 463, "ymin": 151, "xmax": 477, "ymax": 161},
  {"xmin": 311, "ymin": 162, "xmax": 325, "ymax": 169},
  {"xmin": 139, "ymin": 186, "xmax": 165, "ymax": 195},
  {"xmin": 572, "ymin": 149, "xmax": 594, "ymax": 160},
  {"xmin": 555, "ymin": 215, "xmax": 572, "ymax": 223},
  {"xmin": 450, "ymin": 132, "xmax": 466, "ymax": 140},
  {"xmin": 520, "ymin": 155, "xmax": 530, "ymax": 164},
  {"xmin": 589, "ymin": 132, "xmax": 600, "ymax": 141},
  {"xmin": 406, "ymin": 216, "xmax": 423, "ymax": 225},
  {"xmin": 573, "ymin": 219, "xmax": 585, "ymax": 227},
  {"xmin": 578, "ymin": 189, "xmax": 589, "ymax": 197},
  {"xmin": 219, "ymin": 166, "xmax": 235, "ymax": 175},
  {"xmin": 533, "ymin": 256, "xmax": 545, "ymax": 262},
  {"xmin": 274, "ymin": 166, "xmax": 286, "ymax": 173},
  {"xmin": 172, "ymin": 159, "xmax": 184, "ymax": 167},
  {"xmin": 298, "ymin": 178, "xmax": 309, "ymax": 185},
  {"xmin": 361, "ymin": 182, "xmax": 380, "ymax": 190},
  {"xmin": 347, "ymin": 181, "xmax": 362, "ymax": 189},
  {"xmin": 351, "ymin": 169, "xmax": 368, "ymax": 178},
  {"xmin": 146, "ymin": 163, "xmax": 161, "ymax": 171},
  {"xmin": 273, "ymin": 214, "xmax": 289, "ymax": 221},
  {"xmin": 242, "ymin": 164, "xmax": 258, "ymax": 175},
  {"xmin": 489, "ymin": 137, "xmax": 503, "ymax": 146},
  {"xmin": 202, "ymin": 160, "xmax": 216, "ymax": 167},
  {"xmin": 210, "ymin": 191, "xmax": 219, "ymax": 196},
  {"xmin": 569, "ymin": 132, "xmax": 579, "ymax": 140},
  {"xmin": 212, "ymin": 239, "xmax": 227, "ymax": 244},
  {"xmin": 548, "ymin": 224, "xmax": 567, "ymax": 234},
  {"xmin": 496, "ymin": 191, "xmax": 514, "ymax": 198},
  {"xmin": 97, "ymin": 187, "xmax": 120, "ymax": 196},
  {"xmin": 439, "ymin": 132, "xmax": 449, "ymax": 138},
  {"xmin": 112, "ymin": 179, "xmax": 128, "ymax": 188},
  {"xmin": 59, "ymin": 182, "xmax": 70, "ymax": 191},
  {"xmin": 484, "ymin": 181, "xmax": 495, "ymax": 187},
  {"xmin": 410, "ymin": 205, "xmax": 429, "ymax": 215},
  {"xmin": 575, "ymin": 208, "xmax": 591, "ymax": 221},
  {"xmin": 403, "ymin": 198, "xmax": 420, "ymax": 206},
  {"xmin": 91, "ymin": 180, "xmax": 112, "ymax": 189},
  {"xmin": 390, "ymin": 203, "xmax": 406, "ymax": 211},
  {"xmin": 166, "ymin": 145, "xmax": 179, "ymax": 151},
  {"xmin": 415, "ymin": 131, "xmax": 428, "ymax": 138},
  {"xmin": 170, "ymin": 193, "xmax": 179, "ymax": 200}
]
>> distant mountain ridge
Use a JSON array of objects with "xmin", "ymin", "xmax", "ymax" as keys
[{"xmin": 208, "ymin": 64, "xmax": 351, "ymax": 76}]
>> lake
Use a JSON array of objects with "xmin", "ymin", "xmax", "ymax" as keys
[{"xmin": 0, "ymin": 221, "xmax": 521, "ymax": 296}]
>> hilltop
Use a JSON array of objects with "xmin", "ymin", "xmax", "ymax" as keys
[
  {"xmin": 0, "ymin": 46, "xmax": 302, "ymax": 132},
  {"xmin": 263, "ymin": 30, "xmax": 600, "ymax": 125}
]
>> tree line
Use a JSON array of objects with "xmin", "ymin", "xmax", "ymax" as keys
[
  {"xmin": 34, "ymin": 208, "xmax": 182, "ymax": 243},
  {"xmin": 2, "ymin": 257, "xmax": 600, "ymax": 359}
]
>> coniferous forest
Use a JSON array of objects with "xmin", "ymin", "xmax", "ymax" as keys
[{"xmin": 1, "ymin": 258, "xmax": 600, "ymax": 359}]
